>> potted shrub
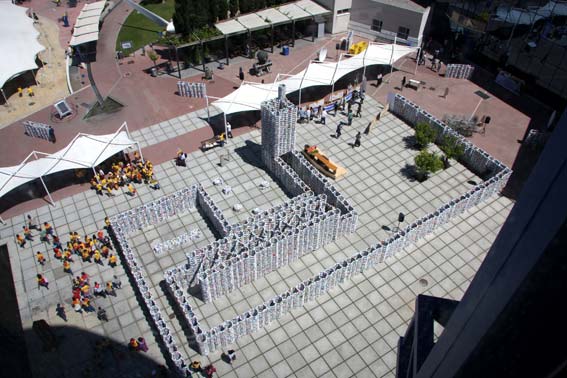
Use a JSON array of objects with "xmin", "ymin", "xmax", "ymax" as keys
[
  {"xmin": 439, "ymin": 134, "xmax": 464, "ymax": 168},
  {"xmin": 148, "ymin": 50, "xmax": 159, "ymax": 76},
  {"xmin": 414, "ymin": 149, "xmax": 443, "ymax": 182},
  {"xmin": 414, "ymin": 122, "xmax": 437, "ymax": 149}
]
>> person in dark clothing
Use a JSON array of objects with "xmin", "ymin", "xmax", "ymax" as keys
[
  {"xmin": 353, "ymin": 131, "xmax": 361, "ymax": 147},
  {"xmin": 333, "ymin": 101, "xmax": 339, "ymax": 116},
  {"xmin": 239, "ymin": 67, "xmax": 244, "ymax": 81},
  {"xmin": 356, "ymin": 103, "xmax": 362, "ymax": 117},
  {"xmin": 401, "ymin": 76, "xmax": 407, "ymax": 91},
  {"xmin": 335, "ymin": 123, "xmax": 342, "ymax": 138},
  {"xmin": 48, "ymin": 126, "xmax": 56, "ymax": 143}
]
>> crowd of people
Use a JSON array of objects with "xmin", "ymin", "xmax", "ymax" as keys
[{"xmin": 90, "ymin": 152, "xmax": 160, "ymax": 196}]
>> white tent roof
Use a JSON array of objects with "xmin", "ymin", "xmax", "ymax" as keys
[
  {"xmin": 212, "ymin": 43, "xmax": 416, "ymax": 114},
  {"xmin": 294, "ymin": 0, "xmax": 329, "ymax": 16},
  {"xmin": 75, "ymin": 15, "xmax": 101, "ymax": 28},
  {"xmin": 257, "ymin": 8, "xmax": 291, "ymax": 24},
  {"xmin": 215, "ymin": 0, "xmax": 330, "ymax": 35},
  {"xmin": 215, "ymin": 19, "xmax": 247, "ymax": 35},
  {"xmin": 0, "ymin": 3, "xmax": 46, "ymax": 89},
  {"xmin": 237, "ymin": 13, "xmax": 269, "ymax": 31},
  {"xmin": 0, "ymin": 123, "xmax": 137, "ymax": 199},
  {"xmin": 70, "ymin": 1, "xmax": 105, "ymax": 46},
  {"xmin": 276, "ymin": 2, "xmax": 311, "ymax": 20}
]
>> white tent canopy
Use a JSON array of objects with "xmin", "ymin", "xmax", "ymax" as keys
[
  {"xmin": 70, "ymin": 1, "xmax": 106, "ymax": 47},
  {"xmin": 0, "ymin": 2, "xmax": 46, "ymax": 89},
  {"xmin": 0, "ymin": 123, "xmax": 139, "ymax": 202},
  {"xmin": 211, "ymin": 43, "xmax": 416, "ymax": 114}
]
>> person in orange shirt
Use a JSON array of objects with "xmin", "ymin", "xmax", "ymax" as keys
[
  {"xmin": 97, "ymin": 230, "xmax": 104, "ymax": 241},
  {"xmin": 129, "ymin": 338, "xmax": 139, "ymax": 351},
  {"xmin": 16, "ymin": 234, "xmax": 26, "ymax": 247},
  {"xmin": 36, "ymin": 251, "xmax": 46, "ymax": 265},
  {"xmin": 108, "ymin": 254, "xmax": 117, "ymax": 267},
  {"xmin": 37, "ymin": 274, "xmax": 49, "ymax": 289},
  {"xmin": 63, "ymin": 260, "xmax": 72, "ymax": 274},
  {"xmin": 43, "ymin": 222, "xmax": 54, "ymax": 236},
  {"xmin": 101, "ymin": 245, "xmax": 110, "ymax": 258},
  {"xmin": 54, "ymin": 247, "xmax": 63, "ymax": 260},
  {"xmin": 23, "ymin": 226, "xmax": 34, "ymax": 241}
]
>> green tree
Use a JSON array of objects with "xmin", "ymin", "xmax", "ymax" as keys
[
  {"xmin": 414, "ymin": 122, "xmax": 437, "ymax": 149},
  {"xmin": 229, "ymin": 0, "xmax": 239, "ymax": 17},
  {"xmin": 218, "ymin": 0, "xmax": 229, "ymax": 20},
  {"xmin": 439, "ymin": 134, "xmax": 464, "ymax": 168},
  {"xmin": 209, "ymin": 0, "xmax": 220, "ymax": 23},
  {"xmin": 173, "ymin": 0, "xmax": 191, "ymax": 35},
  {"xmin": 148, "ymin": 49, "xmax": 159, "ymax": 70},
  {"xmin": 239, "ymin": 0, "xmax": 252, "ymax": 13},
  {"xmin": 414, "ymin": 149, "xmax": 443, "ymax": 181}
]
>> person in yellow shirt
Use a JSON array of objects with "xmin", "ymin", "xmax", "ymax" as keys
[
  {"xmin": 16, "ymin": 234, "xmax": 26, "ymax": 247},
  {"xmin": 108, "ymin": 254, "xmax": 117, "ymax": 267},
  {"xmin": 17, "ymin": 87, "xmax": 23, "ymax": 97},
  {"xmin": 94, "ymin": 251, "xmax": 103, "ymax": 265},
  {"xmin": 81, "ymin": 249, "xmax": 91, "ymax": 262},
  {"xmin": 27, "ymin": 87, "xmax": 34, "ymax": 97},
  {"xmin": 36, "ymin": 251, "xmax": 46, "ymax": 265},
  {"xmin": 63, "ymin": 260, "xmax": 72, "ymax": 274},
  {"xmin": 127, "ymin": 183, "xmax": 137, "ymax": 196}
]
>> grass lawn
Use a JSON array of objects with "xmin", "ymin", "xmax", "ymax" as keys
[{"xmin": 115, "ymin": 0, "xmax": 175, "ymax": 53}]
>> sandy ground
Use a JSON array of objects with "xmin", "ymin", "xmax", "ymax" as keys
[{"xmin": 0, "ymin": 14, "xmax": 69, "ymax": 129}]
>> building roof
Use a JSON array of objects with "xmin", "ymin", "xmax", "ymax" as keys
[
  {"xmin": 70, "ymin": 1, "xmax": 105, "ymax": 46},
  {"xmin": 215, "ymin": 0, "xmax": 331, "ymax": 36},
  {"xmin": 372, "ymin": 0, "xmax": 426, "ymax": 13}
]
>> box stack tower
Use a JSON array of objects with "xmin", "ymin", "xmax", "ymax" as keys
[{"xmin": 261, "ymin": 84, "xmax": 297, "ymax": 171}]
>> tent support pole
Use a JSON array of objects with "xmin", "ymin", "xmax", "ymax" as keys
[
  {"xmin": 271, "ymin": 24, "xmax": 274, "ymax": 54},
  {"xmin": 386, "ymin": 36, "xmax": 397, "ymax": 83},
  {"xmin": 39, "ymin": 176, "xmax": 55, "ymax": 206},
  {"xmin": 223, "ymin": 112, "xmax": 228, "ymax": 144},
  {"xmin": 201, "ymin": 41, "xmax": 206, "ymax": 72},
  {"xmin": 298, "ymin": 63, "xmax": 310, "ymax": 108},
  {"xmin": 175, "ymin": 46, "xmax": 181, "ymax": 79},
  {"xmin": 225, "ymin": 35, "xmax": 229, "ymax": 65},
  {"xmin": 1, "ymin": 89, "xmax": 9, "ymax": 106},
  {"xmin": 136, "ymin": 142, "xmax": 144, "ymax": 163},
  {"xmin": 414, "ymin": 47, "xmax": 420, "ymax": 76},
  {"xmin": 206, "ymin": 96, "xmax": 210, "ymax": 123},
  {"xmin": 361, "ymin": 45, "xmax": 369, "ymax": 82},
  {"xmin": 292, "ymin": 21, "xmax": 296, "ymax": 47},
  {"xmin": 0, "ymin": 215, "xmax": 5, "ymax": 225},
  {"xmin": 331, "ymin": 54, "xmax": 343, "ymax": 98}
]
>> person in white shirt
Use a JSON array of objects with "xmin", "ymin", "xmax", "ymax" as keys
[{"xmin": 226, "ymin": 122, "xmax": 233, "ymax": 138}]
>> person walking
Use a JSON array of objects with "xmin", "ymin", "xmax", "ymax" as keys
[
  {"xmin": 320, "ymin": 111, "xmax": 326, "ymax": 125},
  {"xmin": 16, "ymin": 234, "xmax": 26, "ymax": 247},
  {"xmin": 347, "ymin": 110, "xmax": 353, "ymax": 126},
  {"xmin": 356, "ymin": 102, "xmax": 362, "ymax": 118},
  {"xmin": 37, "ymin": 274, "xmax": 49, "ymax": 289},
  {"xmin": 335, "ymin": 123, "xmax": 342, "ymax": 138},
  {"xmin": 226, "ymin": 122, "xmax": 233, "ymax": 138},
  {"xmin": 190, "ymin": 360, "xmax": 202, "ymax": 372},
  {"xmin": 27, "ymin": 214, "xmax": 38, "ymax": 230},
  {"xmin": 238, "ymin": 67, "xmax": 244, "ymax": 81},
  {"xmin": 353, "ymin": 132, "xmax": 362, "ymax": 148},
  {"xmin": 63, "ymin": 260, "xmax": 72, "ymax": 274},
  {"xmin": 112, "ymin": 275, "xmax": 122, "ymax": 289},
  {"xmin": 305, "ymin": 108, "xmax": 311, "ymax": 123},
  {"xmin": 105, "ymin": 281, "xmax": 116, "ymax": 296},
  {"xmin": 333, "ymin": 101, "xmax": 339, "ymax": 116},
  {"xmin": 27, "ymin": 87, "xmax": 34, "ymax": 97},
  {"xmin": 204, "ymin": 364, "xmax": 217, "ymax": 378},
  {"xmin": 129, "ymin": 338, "xmax": 140, "ymax": 351},
  {"xmin": 18, "ymin": 87, "xmax": 23, "ymax": 97},
  {"xmin": 376, "ymin": 72, "xmax": 383, "ymax": 87},
  {"xmin": 109, "ymin": 254, "xmax": 117, "ymax": 267},
  {"xmin": 23, "ymin": 226, "xmax": 34, "ymax": 241},
  {"xmin": 97, "ymin": 307, "xmax": 109, "ymax": 322},
  {"xmin": 56, "ymin": 303, "xmax": 68, "ymax": 322},
  {"xmin": 138, "ymin": 337, "xmax": 149, "ymax": 352},
  {"xmin": 227, "ymin": 349, "xmax": 236, "ymax": 363},
  {"xmin": 36, "ymin": 251, "xmax": 46, "ymax": 266},
  {"xmin": 401, "ymin": 76, "xmax": 407, "ymax": 91},
  {"xmin": 48, "ymin": 126, "xmax": 56, "ymax": 143}
]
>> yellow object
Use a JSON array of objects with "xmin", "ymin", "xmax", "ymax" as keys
[{"xmin": 349, "ymin": 41, "xmax": 368, "ymax": 55}]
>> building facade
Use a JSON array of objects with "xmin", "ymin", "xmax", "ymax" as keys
[
  {"xmin": 314, "ymin": 0, "xmax": 353, "ymax": 34},
  {"xmin": 348, "ymin": 0, "xmax": 431, "ymax": 46}
]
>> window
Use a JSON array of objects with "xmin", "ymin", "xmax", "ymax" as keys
[
  {"xmin": 371, "ymin": 19, "xmax": 382, "ymax": 32},
  {"xmin": 337, "ymin": 8, "xmax": 350, "ymax": 14},
  {"xmin": 397, "ymin": 26, "xmax": 410, "ymax": 40}
]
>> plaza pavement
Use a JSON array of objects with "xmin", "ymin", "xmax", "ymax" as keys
[{"xmin": 1, "ymin": 96, "xmax": 515, "ymax": 377}]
